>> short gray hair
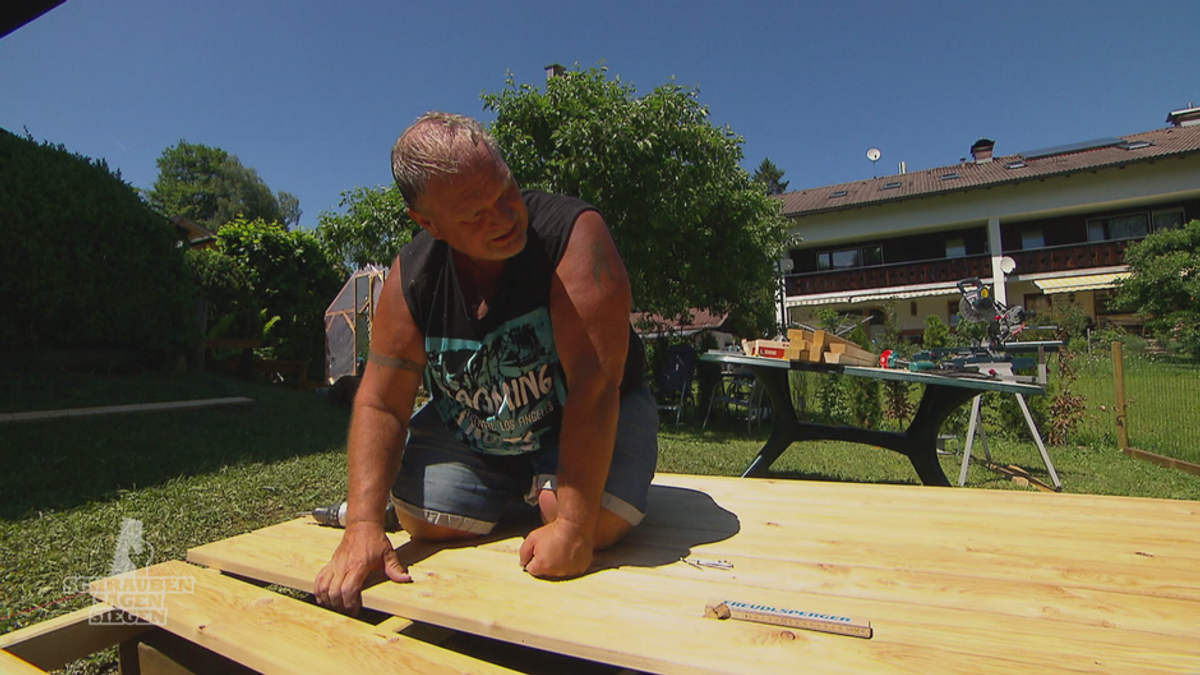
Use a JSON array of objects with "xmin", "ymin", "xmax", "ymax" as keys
[{"xmin": 391, "ymin": 112, "xmax": 501, "ymax": 209}]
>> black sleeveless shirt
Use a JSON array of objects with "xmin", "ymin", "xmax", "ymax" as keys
[{"xmin": 399, "ymin": 190, "xmax": 645, "ymax": 456}]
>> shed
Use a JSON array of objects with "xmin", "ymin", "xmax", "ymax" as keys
[{"xmin": 324, "ymin": 265, "xmax": 387, "ymax": 384}]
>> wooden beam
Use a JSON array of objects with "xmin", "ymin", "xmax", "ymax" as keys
[
  {"xmin": 89, "ymin": 561, "xmax": 519, "ymax": 675},
  {"xmin": 0, "ymin": 604, "xmax": 151, "ymax": 671},
  {"xmin": 1123, "ymin": 447, "xmax": 1200, "ymax": 478},
  {"xmin": 0, "ymin": 398, "xmax": 254, "ymax": 424}
]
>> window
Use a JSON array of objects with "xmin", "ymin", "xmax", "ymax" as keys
[
  {"xmin": 948, "ymin": 301, "xmax": 962, "ymax": 327},
  {"xmin": 817, "ymin": 244, "xmax": 884, "ymax": 271},
  {"xmin": 1023, "ymin": 293, "xmax": 1050, "ymax": 318},
  {"xmin": 1021, "ymin": 229, "xmax": 1045, "ymax": 250},
  {"xmin": 940, "ymin": 172, "xmax": 960, "ymax": 181},
  {"xmin": 1087, "ymin": 213, "xmax": 1149, "ymax": 242},
  {"xmin": 945, "ymin": 237, "xmax": 966, "ymax": 259},
  {"xmin": 882, "ymin": 181, "xmax": 901, "ymax": 190},
  {"xmin": 829, "ymin": 190, "xmax": 849, "ymax": 198},
  {"xmin": 861, "ymin": 245, "xmax": 883, "ymax": 266},
  {"xmin": 1153, "ymin": 208, "xmax": 1185, "ymax": 232}
]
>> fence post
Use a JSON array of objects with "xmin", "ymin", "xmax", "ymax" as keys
[{"xmin": 1112, "ymin": 341, "xmax": 1129, "ymax": 450}]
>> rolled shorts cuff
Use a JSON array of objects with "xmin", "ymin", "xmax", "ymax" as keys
[
  {"xmin": 391, "ymin": 494, "xmax": 496, "ymax": 536},
  {"xmin": 527, "ymin": 474, "xmax": 646, "ymax": 527}
]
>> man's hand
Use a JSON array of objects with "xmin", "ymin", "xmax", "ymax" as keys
[
  {"xmin": 519, "ymin": 520, "xmax": 594, "ymax": 579},
  {"xmin": 314, "ymin": 522, "xmax": 411, "ymax": 616}
]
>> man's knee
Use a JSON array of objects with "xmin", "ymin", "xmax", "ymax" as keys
[
  {"xmin": 396, "ymin": 509, "xmax": 481, "ymax": 543},
  {"xmin": 536, "ymin": 490, "xmax": 635, "ymax": 550}
]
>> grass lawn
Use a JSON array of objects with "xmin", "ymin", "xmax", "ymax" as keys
[{"xmin": 2, "ymin": 368, "xmax": 1198, "ymax": 673}]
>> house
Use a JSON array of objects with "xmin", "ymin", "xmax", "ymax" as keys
[
  {"xmin": 631, "ymin": 308, "xmax": 735, "ymax": 349},
  {"xmin": 776, "ymin": 105, "xmax": 1200, "ymax": 339},
  {"xmin": 170, "ymin": 215, "xmax": 218, "ymax": 250}
]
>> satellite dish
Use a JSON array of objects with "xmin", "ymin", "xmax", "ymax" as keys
[
  {"xmin": 866, "ymin": 148, "xmax": 881, "ymax": 162},
  {"xmin": 1000, "ymin": 256, "xmax": 1017, "ymax": 274}
]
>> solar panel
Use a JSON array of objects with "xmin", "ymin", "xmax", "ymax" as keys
[{"xmin": 1018, "ymin": 137, "xmax": 1125, "ymax": 160}]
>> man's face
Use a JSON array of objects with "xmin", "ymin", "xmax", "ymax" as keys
[{"xmin": 409, "ymin": 151, "xmax": 528, "ymax": 264}]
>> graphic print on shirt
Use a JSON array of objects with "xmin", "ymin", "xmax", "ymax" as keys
[{"xmin": 425, "ymin": 308, "xmax": 566, "ymax": 455}]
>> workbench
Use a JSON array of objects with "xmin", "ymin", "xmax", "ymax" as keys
[
  {"xmin": 4, "ymin": 473, "xmax": 1196, "ymax": 674},
  {"xmin": 699, "ymin": 351, "xmax": 1047, "ymax": 486}
]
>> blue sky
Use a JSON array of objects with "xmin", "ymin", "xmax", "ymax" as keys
[{"xmin": 3, "ymin": 1, "xmax": 1199, "ymax": 230}]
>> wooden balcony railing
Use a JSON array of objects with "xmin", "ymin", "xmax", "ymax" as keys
[{"xmin": 786, "ymin": 240, "xmax": 1129, "ymax": 297}]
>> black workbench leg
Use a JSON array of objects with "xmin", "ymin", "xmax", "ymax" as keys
[
  {"xmin": 904, "ymin": 385, "xmax": 979, "ymax": 487},
  {"xmin": 742, "ymin": 369, "xmax": 797, "ymax": 478}
]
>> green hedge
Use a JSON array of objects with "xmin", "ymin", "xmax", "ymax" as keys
[{"xmin": 0, "ymin": 129, "xmax": 195, "ymax": 361}]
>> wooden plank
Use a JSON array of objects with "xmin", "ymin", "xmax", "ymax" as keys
[
  {"xmin": 0, "ymin": 398, "xmax": 254, "ymax": 424},
  {"xmin": 1123, "ymin": 447, "xmax": 1200, "ymax": 478},
  {"xmin": 822, "ymin": 352, "xmax": 874, "ymax": 366},
  {"xmin": 185, "ymin": 475, "xmax": 1200, "ymax": 675},
  {"xmin": 0, "ymin": 650, "xmax": 49, "ymax": 675},
  {"xmin": 89, "ymin": 561, "xmax": 518, "ymax": 675},
  {"xmin": 0, "ymin": 604, "xmax": 151, "ymax": 671},
  {"xmin": 827, "ymin": 342, "xmax": 876, "ymax": 361}
]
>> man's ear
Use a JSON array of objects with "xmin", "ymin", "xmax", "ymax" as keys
[{"xmin": 408, "ymin": 208, "xmax": 440, "ymax": 239}]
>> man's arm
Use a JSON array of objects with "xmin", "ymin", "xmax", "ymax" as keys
[
  {"xmin": 520, "ymin": 210, "xmax": 632, "ymax": 578},
  {"xmin": 315, "ymin": 256, "xmax": 426, "ymax": 614}
]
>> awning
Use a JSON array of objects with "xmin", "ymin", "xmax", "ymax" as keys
[
  {"xmin": 1033, "ymin": 272, "xmax": 1130, "ymax": 295},
  {"xmin": 786, "ymin": 285, "xmax": 959, "ymax": 308}
]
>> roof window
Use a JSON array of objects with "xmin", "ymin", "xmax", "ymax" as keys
[
  {"xmin": 1004, "ymin": 160, "xmax": 1027, "ymax": 170},
  {"xmin": 829, "ymin": 190, "xmax": 849, "ymax": 198},
  {"xmin": 1119, "ymin": 140, "xmax": 1152, "ymax": 150},
  {"xmin": 940, "ymin": 172, "xmax": 960, "ymax": 181},
  {"xmin": 882, "ymin": 182, "xmax": 901, "ymax": 190}
]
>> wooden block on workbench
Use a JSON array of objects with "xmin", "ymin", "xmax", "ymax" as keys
[
  {"xmin": 787, "ymin": 328, "xmax": 814, "ymax": 344},
  {"xmin": 823, "ymin": 352, "xmax": 876, "ymax": 366},
  {"xmin": 828, "ymin": 342, "xmax": 879, "ymax": 364},
  {"xmin": 808, "ymin": 331, "xmax": 830, "ymax": 363}
]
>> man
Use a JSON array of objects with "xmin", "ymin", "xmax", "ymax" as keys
[{"xmin": 315, "ymin": 112, "xmax": 658, "ymax": 615}]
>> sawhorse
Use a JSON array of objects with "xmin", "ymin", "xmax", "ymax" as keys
[{"xmin": 957, "ymin": 360, "xmax": 1062, "ymax": 490}]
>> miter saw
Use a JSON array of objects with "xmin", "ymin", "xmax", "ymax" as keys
[{"xmin": 907, "ymin": 278, "xmax": 1037, "ymax": 378}]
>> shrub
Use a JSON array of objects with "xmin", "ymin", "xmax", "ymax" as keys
[
  {"xmin": 213, "ymin": 218, "xmax": 343, "ymax": 369},
  {"xmin": 0, "ymin": 128, "xmax": 195, "ymax": 362}
]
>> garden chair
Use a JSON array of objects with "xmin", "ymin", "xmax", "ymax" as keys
[{"xmin": 653, "ymin": 343, "xmax": 696, "ymax": 426}]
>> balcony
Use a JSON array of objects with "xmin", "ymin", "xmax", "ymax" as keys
[{"xmin": 786, "ymin": 240, "xmax": 1129, "ymax": 297}]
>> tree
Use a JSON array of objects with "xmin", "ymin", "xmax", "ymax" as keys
[
  {"xmin": 1113, "ymin": 219, "xmax": 1200, "ymax": 357},
  {"xmin": 482, "ymin": 65, "xmax": 790, "ymax": 335},
  {"xmin": 209, "ymin": 217, "xmax": 342, "ymax": 367},
  {"xmin": 315, "ymin": 185, "xmax": 420, "ymax": 270},
  {"xmin": 145, "ymin": 140, "xmax": 301, "ymax": 230},
  {"xmin": 752, "ymin": 157, "xmax": 789, "ymax": 195}
]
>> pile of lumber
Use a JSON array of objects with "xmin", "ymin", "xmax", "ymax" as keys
[{"xmin": 742, "ymin": 329, "xmax": 879, "ymax": 366}]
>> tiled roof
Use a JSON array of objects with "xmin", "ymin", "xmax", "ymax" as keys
[
  {"xmin": 631, "ymin": 308, "xmax": 730, "ymax": 336},
  {"xmin": 776, "ymin": 124, "xmax": 1200, "ymax": 217}
]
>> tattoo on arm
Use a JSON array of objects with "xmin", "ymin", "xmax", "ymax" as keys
[
  {"xmin": 591, "ymin": 240, "xmax": 616, "ymax": 289},
  {"xmin": 368, "ymin": 352, "xmax": 425, "ymax": 374}
]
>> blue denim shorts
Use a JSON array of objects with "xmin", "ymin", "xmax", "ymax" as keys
[{"xmin": 391, "ymin": 383, "xmax": 659, "ymax": 535}]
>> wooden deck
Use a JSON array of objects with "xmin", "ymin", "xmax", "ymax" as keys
[
  {"xmin": 4, "ymin": 470, "xmax": 1195, "ymax": 667},
  {"xmin": 172, "ymin": 473, "xmax": 1199, "ymax": 674}
]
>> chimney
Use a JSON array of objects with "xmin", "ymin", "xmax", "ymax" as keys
[
  {"xmin": 1166, "ymin": 103, "xmax": 1200, "ymax": 128},
  {"xmin": 970, "ymin": 138, "xmax": 995, "ymax": 164},
  {"xmin": 898, "ymin": 161, "xmax": 907, "ymax": 174},
  {"xmin": 544, "ymin": 63, "xmax": 565, "ymax": 81}
]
